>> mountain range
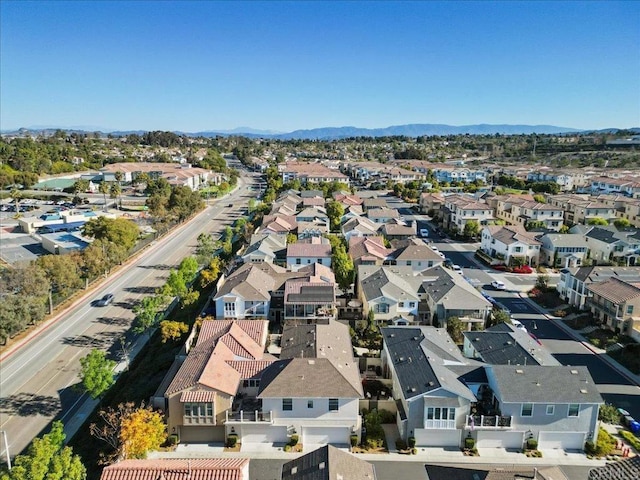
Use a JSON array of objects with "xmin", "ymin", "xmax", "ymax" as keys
[{"xmin": 4, "ymin": 123, "xmax": 638, "ymax": 140}]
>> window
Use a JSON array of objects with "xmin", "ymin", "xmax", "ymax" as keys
[
  {"xmin": 183, "ymin": 402, "xmax": 214, "ymax": 424},
  {"xmin": 514, "ymin": 246, "xmax": 522, "ymax": 253},
  {"xmin": 329, "ymin": 398, "xmax": 339, "ymax": 411},
  {"xmin": 546, "ymin": 405, "xmax": 555, "ymax": 415},
  {"xmin": 409, "ymin": 302, "xmax": 416, "ymax": 308},
  {"xmin": 406, "ymin": 260, "xmax": 412, "ymax": 266},
  {"xmin": 308, "ymin": 400, "xmax": 314, "ymax": 409},
  {"xmin": 568, "ymin": 404, "xmax": 580, "ymax": 417},
  {"xmin": 375, "ymin": 303, "xmax": 389, "ymax": 314},
  {"xmin": 296, "ymin": 258, "xmax": 301, "ymax": 265},
  {"xmin": 283, "ymin": 398, "xmax": 293, "ymax": 411},
  {"xmin": 224, "ymin": 302, "xmax": 236, "ymax": 315},
  {"xmin": 521, "ymin": 403, "xmax": 533, "ymax": 417},
  {"xmin": 627, "ymin": 305, "xmax": 634, "ymax": 315}
]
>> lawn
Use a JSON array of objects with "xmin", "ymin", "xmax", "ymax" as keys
[
  {"xmin": 564, "ymin": 314, "xmax": 595, "ymax": 331},
  {"xmin": 609, "ymin": 343, "xmax": 640, "ymax": 375}
]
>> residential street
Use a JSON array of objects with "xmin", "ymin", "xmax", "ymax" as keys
[{"xmin": 0, "ymin": 172, "xmax": 258, "ymax": 457}]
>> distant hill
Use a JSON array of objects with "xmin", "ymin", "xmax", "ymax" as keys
[{"xmin": 5, "ymin": 123, "xmax": 639, "ymax": 140}]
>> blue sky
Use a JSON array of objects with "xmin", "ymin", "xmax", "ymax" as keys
[{"xmin": 1, "ymin": 1, "xmax": 639, "ymax": 132}]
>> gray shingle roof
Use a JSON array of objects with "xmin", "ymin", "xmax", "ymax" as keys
[
  {"xmin": 489, "ymin": 365, "xmax": 603, "ymax": 404},
  {"xmin": 281, "ymin": 445, "xmax": 376, "ymax": 480},
  {"xmin": 258, "ymin": 358, "xmax": 363, "ymax": 399}
]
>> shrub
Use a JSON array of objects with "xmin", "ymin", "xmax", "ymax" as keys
[
  {"xmin": 464, "ymin": 437, "xmax": 475, "ymax": 450},
  {"xmin": 225, "ymin": 434, "xmax": 238, "ymax": 448},
  {"xmin": 350, "ymin": 434, "xmax": 358, "ymax": 447},
  {"xmin": 167, "ymin": 433, "xmax": 179, "ymax": 446},
  {"xmin": 411, "ymin": 447, "xmax": 418, "ymax": 455},
  {"xmin": 378, "ymin": 409, "xmax": 396, "ymax": 424},
  {"xmin": 284, "ymin": 444, "xmax": 291, "ymax": 452},
  {"xmin": 395, "ymin": 438, "xmax": 408, "ymax": 451},
  {"xmin": 526, "ymin": 438, "xmax": 538, "ymax": 450},
  {"xmin": 599, "ymin": 403, "xmax": 622, "ymax": 424},
  {"xmin": 553, "ymin": 309, "xmax": 568, "ymax": 318},
  {"xmin": 289, "ymin": 434, "xmax": 299, "ymax": 446},
  {"xmin": 585, "ymin": 440, "xmax": 595, "ymax": 455},
  {"xmin": 594, "ymin": 427, "xmax": 616, "ymax": 456},
  {"xmin": 620, "ymin": 430, "xmax": 640, "ymax": 452},
  {"xmin": 408, "ymin": 436, "xmax": 416, "ymax": 448},
  {"xmin": 365, "ymin": 437, "xmax": 384, "ymax": 449}
]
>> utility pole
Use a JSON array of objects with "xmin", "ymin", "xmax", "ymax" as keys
[{"xmin": 1, "ymin": 430, "xmax": 11, "ymax": 471}]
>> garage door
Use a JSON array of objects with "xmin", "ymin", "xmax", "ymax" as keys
[
  {"xmin": 180, "ymin": 425, "xmax": 224, "ymax": 443},
  {"xmin": 538, "ymin": 432, "xmax": 585, "ymax": 450},
  {"xmin": 415, "ymin": 428, "xmax": 460, "ymax": 447},
  {"xmin": 303, "ymin": 427, "xmax": 349, "ymax": 445},
  {"xmin": 475, "ymin": 431, "xmax": 523, "ymax": 449},
  {"xmin": 240, "ymin": 425, "xmax": 288, "ymax": 444}
]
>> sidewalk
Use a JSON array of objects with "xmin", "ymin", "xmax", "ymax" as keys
[{"xmin": 149, "ymin": 441, "xmax": 608, "ymax": 468}]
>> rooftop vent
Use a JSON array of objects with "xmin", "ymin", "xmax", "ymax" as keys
[
  {"xmin": 570, "ymin": 369, "xmax": 579, "ymax": 375},
  {"xmin": 319, "ymin": 462, "xmax": 326, "ymax": 470},
  {"xmin": 308, "ymin": 360, "xmax": 315, "ymax": 365},
  {"xmin": 516, "ymin": 369, "xmax": 524, "ymax": 374},
  {"xmin": 580, "ymin": 389, "xmax": 588, "ymax": 394}
]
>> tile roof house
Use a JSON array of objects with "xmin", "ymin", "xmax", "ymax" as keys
[
  {"xmin": 577, "ymin": 225, "xmax": 640, "ymax": 266},
  {"xmin": 557, "ymin": 266, "xmax": 640, "ymax": 310},
  {"xmin": 588, "ymin": 455, "xmax": 640, "ymax": 480},
  {"xmin": 586, "ymin": 277, "xmax": 640, "ymax": 335},
  {"xmin": 379, "ymin": 219, "xmax": 417, "ymax": 241},
  {"xmin": 281, "ymin": 445, "xmax": 376, "ymax": 480},
  {"xmin": 261, "ymin": 215, "xmax": 298, "ymax": 235},
  {"xmin": 155, "ymin": 320, "xmax": 271, "ymax": 444},
  {"xmin": 280, "ymin": 161, "xmax": 350, "ymax": 185},
  {"xmin": 381, "ymin": 326, "xmax": 603, "ymax": 450},
  {"xmin": 296, "ymin": 206, "xmax": 330, "ymax": 238},
  {"xmin": 348, "ymin": 236, "xmax": 392, "ymax": 266},
  {"xmin": 441, "ymin": 195, "xmax": 494, "ymax": 235},
  {"xmin": 284, "ymin": 263, "xmax": 337, "ymax": 323},
  {"xmin": 390, "ymin": 238, "xmax": 444, "ymax": 272},
  {"xmin": 99, "ymin": 458, "xmax": 250, "ymax": 480},
  {"xmin": 480, "ymin": 225, "xmax": 541, "ymax": 266},
  {"xmin": 230, "ymin": 320, "xmax": 363, "ymax": 448},
  {"xmin": 286, "ymin": 237, "xmax": 332, "ymax": 270},
  {"xmin": 366, "ymin": 207, "xmax": 401, "ymax": 224}
]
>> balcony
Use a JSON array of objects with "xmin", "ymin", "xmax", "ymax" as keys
[
  {"xmin": 225, "ymin": 410, "xmax": 273, "ymax": 423},
  {"xmin": 465, "ymin": 414, "xmax": 513, "ymax": 429},
  {"xmin": 183, "ymin": 416, "xmax": 215, "ymax": 425}
]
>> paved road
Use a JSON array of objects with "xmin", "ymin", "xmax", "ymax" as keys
[{"xmin": 0, "ymin": 172, "xmax": 259, "ymax": 457}]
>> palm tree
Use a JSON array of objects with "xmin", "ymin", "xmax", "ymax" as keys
[
  {"xmin": 110, "ymin": 182, "xmax": 122, "ymax": 210},
  {"xmin": 10, "ymin": 188, "xmax": 22, "ymax": 214},
  {"xmin": 98, "ymin": 181, "xmax": 109, "ymax": 210}
]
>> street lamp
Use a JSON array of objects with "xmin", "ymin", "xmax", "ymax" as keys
[{"xmin": 0, "ymin": 430, "xmax": 11, "ymax": 471}]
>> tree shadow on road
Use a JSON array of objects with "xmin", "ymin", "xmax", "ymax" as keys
[
  {"xmin": 137, "ymin": 264, "xmax": 172, "ymax": 270},
  {"xmin": 0, "ymin": 392, "xmax": 61, "ymax": 416},
  {"xmin": 123, "ymin": 285, "xmax": 157, "ymax": 295},
  {"xmin": 61, "ymin": 331, "xmax": 120, "ymax": 349},
  {"xmin": 94, "ymin": 316, "xmax": 130, "ymax": 327}
]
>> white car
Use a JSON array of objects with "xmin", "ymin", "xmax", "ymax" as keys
[
  {"xmin": 452, "ymin": 265, "xmax": 463, "ymax": 274},
  {"xmin": 491, "ymin": 280, "xmax": 506, "ymax": 290},
  {"xmin": 511, "ymin": 319, "xmax": 527, "ymax": 332},
  {"xmin": 419, "ymin": 228, "xmax": 429, "ymax": 238},
  {"xmin": 430, "ymin": 246, "xmax": 439, "ymax": 253}
]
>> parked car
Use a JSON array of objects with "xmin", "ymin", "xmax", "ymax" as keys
[
  {"xmin": 419, "ymin": 228, "xmax": 429, "ymax": 238},
  {"xmin": 512, "ymin": 265, "xmax": 533, "ymax": 274},
  {"xmin": 96, "ymin": 293, "xmax": 114, "ymax": 306},
  {"xmin": 511, "ymin": 319, "xmax": 527, "ymax": 332},
  {"xmin": 444, "ymin": 259, "xmax": 453, "ymax": 268},
  {"xmin": 491, "ymin": 280, "xmax": 506, "ymax": 290},
  {"xmin": 452, "ymin": 265, "xmax": 463, "ymax": 274}
]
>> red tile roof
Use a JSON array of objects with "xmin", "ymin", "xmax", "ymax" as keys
[
  {"xmin": 180, "ymin": 390, "xmax": 216, "ymax": 403},
  {"xmin": 100, "ymin": 458, "xmax": 249, "ymax": 480}
]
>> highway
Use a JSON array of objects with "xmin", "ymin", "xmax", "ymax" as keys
[{"xmin": 0, "ymin": 170, "xmax": 260, "ymax": 458}]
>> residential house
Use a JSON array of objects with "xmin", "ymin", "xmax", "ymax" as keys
[
  {"xmin": 295, "ymin": 206, "xmax": 330, "ymax": 238},
  {"xmin": 213, "ymin": 263, "xmax": 281, "ymax": 320},
  {"xmin": 358, "ymin": 266, "xmax": 422, "ymax": 324},
  {"xmin": 494, "ymin": 194, "xmax": 536, "ymax": 225},
  {"xmin": 575, "ymin": 225, "xmax": 640, "ymax": 266},
  {"xmin": 332, "ymin": 192, "xmax": 363, "ymax": 208},
  {"xmin": 527, "ymin": 169, "xmax": 589, "ymax": 191},
  {"xmin": 283, "ymin": 263, "xmax": 337, "ymax": 323},
  {"xmin": 480, "ymin": 225, "xmax": 541, "ymax": 266},
  {"xmin": 557, "ymin": 266, "xmax": 640, "ymax": 310},
  {"xmin": 462, "ymin": 322, "xmax": 560, "ymax": 366},
  {"xmin": 509, "ymin": 201, "xmax": 564, "ymax": 231},
  {"xmin": 539, "ymin": 234, "xmax": 590, "ymax": 268},
  {"xmin": 442, "ymin": 195, "xmax": 494, "ymax": 234},
  {"xmin": 99, "ymin": 459, "xmax": 250, "ymax": 480},
  {"xmin": 348, "ymin": 236, "xmax": 392, "ymax": 266},
  {"xmin": 591, "ymin": 176, "xmax": 640, "ymax": 198},
  {"xmin": 390, "ymin": 238, "xmax": 444, "ymax": 272},
  {"xmin": 280, "ymin": 161, "xmax": 350, "ymax": 185},
  {"xmin": 381, "ymin": 326, "xmax": 603, "ymax": 450},
  {"xmin": 101, "ymin": 162, "xmax": 214, "ymax": 191},
  {"xmin": 548, "ymin": 195, "xmax": 618, "ymax": 225},
  {"xmin": 419, "ymin": 192, "xmax": 445, "ymax": 215},
  {"xmin": 417, "ymin": 266, "xmax": 493, "ymax": 329},
  {"xmin": 362, "ymin": 197, "xmax": 389, "ymax": 212},
  {"xmin": 241, "ymin": 234, "xmax": 287, "ymax": 265},
  {"xmin": 158, "ymin": 320, "xmax": 271, "ymax": 443},
  {"xmin": 261, "ymin": 215, "xmax": 297, "ymax": 235},
  {"xmin": 366, "ymin": 207, "xmax": 400, "ymax": 224},
  {"xmin": 587, "ymin": 456, "xmax": 640, "ymax": 480},
  {"xmin": 302, "ymin": 196, "xmax": 326, "ymax": 208},
  {"xmin": 586, "ymin": 277, "xmax": 640, "ymax": 334},
  {"xmin": 286, "ymin": 237, "xmax": 332, "ymax": 270},
  {"xmin": 341, "ymin": 215, "xmax": 381, "ymax": 242},
  {"xmin": 380, "ymin": 219, "xmax": 417, "ymax": 241},
  {"xmin": 281, "ymin": 445, "xmax": 376, "ymax": 480}
]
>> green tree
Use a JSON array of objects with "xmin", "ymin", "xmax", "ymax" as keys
[
  {"xmin": 36, "ymin": 253, "xmax": 84, "ymax": 298},
  {"xmin": 178, "ymin": 256, "xmax": 199, "ymax": 285},
  {"xmin": 587, "ymin": 217, "xmax": 609, "ymax": 226},
  {"xmin": 535, "ymin": 273, "xmax": 550, "ymax": 291},
  {"xmin": 200, "ymin": 257, "xmax": 222, "ymax": 288},
  {"xmin": 132, "ymin": 295, "xmax": 164, "ymax": 335},
  {"xmin": 491, "ymin": 309, "xmax": 512, "ymax": 327},
  {"xmin": 533, "ymin": 194, "xmax": 546, "ymax": 203},
  {"xmin": 98, "ymin": 181, "xmax": 110, "ymax": 209},
  {"xmin": 463, "ymin": 220, "xmax": 480, "ymax": 239},
  {"xmin": 326, "ymin": 200, "xmax": 345, "ymax": 232},
  {"xmin": 446, "ymin": 316, "xmax": 464, "ymax": 343},
  {"xmin": 195, "ymin": 233, "xmax": 217, "ymax": 265},
  {"xmin": 79, "ymin": 349, "xmax": 115, "ymax": 399},
  {"xmin": 2, "ymin": 421, "xmax": 86, "ymax": 480},
  {"xmin": 559, "ymin": 224, "xmax": 570, "ymax": 234},
  {"xmin": 82, "ymin": 217, "xmax": 139, "ymax": 251},
  {"xmin": 333, "ymin": 244, "xmax": 355, "ymax": 292},
  {"xmin": 614, "ymin": 218, "xmax": 631, "ymax": 229}
]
